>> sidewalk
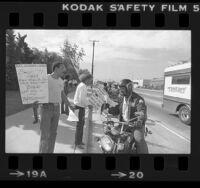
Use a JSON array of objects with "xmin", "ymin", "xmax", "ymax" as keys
[
  {"xmin": 6, "ymin": 107, "xmax": 90, "ymax": 153},
  {"xmin": 86, "ymin": 111, "xmax": 104, "ymax": 153}
]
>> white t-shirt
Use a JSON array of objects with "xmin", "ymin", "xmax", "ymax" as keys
[
  {"xmin": 73, "ymin": 82, "xmax": 89, "ymax": 108},
  {"xmin": 48, "ymin": 74, "xmax": 64, "ymax": 103},
  {"xmin": 122, "ymin": 95, "xmax": 132, "ymax": 121}
]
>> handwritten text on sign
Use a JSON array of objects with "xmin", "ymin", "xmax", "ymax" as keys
[{"xmin": 15, "ymin": 64, "xmax": 49, "ymax": 104}]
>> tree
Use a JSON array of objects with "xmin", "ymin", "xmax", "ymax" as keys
[
  {"xmin": 6, "ymin": 31, "xmax": 86, "ymax": 90},
  {"xmin": 15, "ymin": 33, "xmax": 34, "ymax": 64},
  {"xmin": 6, "ymin": 30, "xmax": 18, "ymax": 90},
  {"xmin": 62, "ymin": 57, "xmax": 79, "ymax": 81},
  {"xmin": 61, "ymin": 40, "xmax": 86, "ymax": 82},
  {"xmin": 78, "ymin": 69, "xmax": 90, "ymax": 76},
  {"xmin": 32, "ymin": 48, "xmax": 43, "ymax": 64},
  {"xmin": 61, "ymin": 40, "xmax": 86, "ymax": 70},
  {"xmin": 32, "ymin": 48, "xmax": 63, "ymax": 74},
  {"xmin": 6, "ymin": 30, "xmax": 36, "ymax": 90}
]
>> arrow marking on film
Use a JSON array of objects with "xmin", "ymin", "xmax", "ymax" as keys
[
  {"xmin": 111, "ymin": 172, "xmax": 127, "ymax": 178},
  {"xmin": 9, "ymin": 170, "xmax": 25, "ymax": 177}
]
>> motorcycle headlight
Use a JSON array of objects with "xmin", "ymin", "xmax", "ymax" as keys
[
  {"xmin": 100, "ymin": 136, "xmax": 114, "ymax": 152},
  {"xmin": 117, "ymin": 143, "xmax": 124, "ymax": 151}
]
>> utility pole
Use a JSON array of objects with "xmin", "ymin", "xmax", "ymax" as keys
[{"xmin": 89, "ymin": 40, "xmax": 99, "ymax": 80}]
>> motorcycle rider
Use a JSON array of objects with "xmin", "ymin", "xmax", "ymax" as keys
[{"xmin": 112, "ymin": 79, "xmax": 149, "ymax": 153}]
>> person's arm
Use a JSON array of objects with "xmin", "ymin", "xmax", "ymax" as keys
[
  {"xmin": 73, "ymin": 84, "xmax": 79, "ymax": 106},
  {"xmin": 63, "ymin": 81, "xmax": 68, "ymax": 96},
  {"xmin": 61, "ymin": 90, "xmax": 74, "ymax": 111},
  {"xmin": 134, "ymin": 98, "xmax": 147, "ymax": 126}
]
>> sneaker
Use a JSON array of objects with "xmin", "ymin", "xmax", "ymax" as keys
[
  {"xmin": 33, "ymin": 119, "xmax": 38, "ymax": 124},
  {"xmin": 76, "ymin": 145, "xmax": 85, "ymax": 149}
]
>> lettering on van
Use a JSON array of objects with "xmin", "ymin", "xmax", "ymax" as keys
[{"xmin": 167, "ymin": 87, "xmax": 186, "ymax": 94}]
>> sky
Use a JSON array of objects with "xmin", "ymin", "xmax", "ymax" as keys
[{"xmin": 14, "ymin": 30, "xmax": 191, "ymax": 82}]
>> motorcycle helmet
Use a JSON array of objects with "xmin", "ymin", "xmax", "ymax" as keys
[{"xmin": 119, "ymin": 79, "xmax": 133, "ymax": 96}]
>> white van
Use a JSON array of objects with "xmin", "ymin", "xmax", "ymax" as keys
[{"xmin": 162, "ymin": 62, "xmax": 191, "ymax": 125}]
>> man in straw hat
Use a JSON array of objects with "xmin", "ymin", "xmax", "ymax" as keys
[{"xmin": 73, "ymin": 73, "xmax": 93, "ymax": 150}]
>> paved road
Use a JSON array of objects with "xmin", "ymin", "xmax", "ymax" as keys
[
  {"xmin": 87, "ymin": 88, "xmax": 191, "ymax": 154},
  {"xmin": 135, "ymin": 88, "xmax": 190, "ymax": 153},
  {"xmin": 135, "ymin": 88, "xmax": 190, "ymax": 141}
]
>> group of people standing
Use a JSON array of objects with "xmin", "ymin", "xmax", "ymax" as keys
[
  {"xmin": 33, "ymin": 61, "xmax": 148, "ymax": 154},
  {"xmin": 35, "ymin": 62, "xmax": 92, "ymax": 153}
]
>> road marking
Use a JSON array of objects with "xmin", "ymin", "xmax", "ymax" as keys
[{"xmin": 155, "ymin": 121, "xmax": 190, "ymax": 143}]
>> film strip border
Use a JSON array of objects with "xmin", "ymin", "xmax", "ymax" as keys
[
  {"xmin": 1, "ymin": 2, "xmax": 198, "ymax": 28},
  {"xmin": 0, "ymin": 155, "xmax": 191, "ymax": 180},
  {"xmin": 7, "ymin": 12, "xmax": 190, "ymax": 28},
  {"xmin": 8, "ymin": 155, "xmax": 188, "ymax": 171},
  {"xmin": 0, "ymin": 2, "xmax": 200, "ymax": 181}
]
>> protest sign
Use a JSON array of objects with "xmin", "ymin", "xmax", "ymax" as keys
[
  {"xmin": 87, "ymin": 83, "xmax": 119, "ymax": 110},
  {"xmin": 88, "ymin": 93, "xmax": 103, "ymax": 110},
  {"xmin": 93, "ymin": 84, "xmax": 118, "ymax": 107},
  {"xmin": 15, "ymin": 64, "xmax": 49, "ymax": 104}
]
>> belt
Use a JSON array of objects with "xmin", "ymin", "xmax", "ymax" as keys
[
  {"xmin": 43, "ymin": 103, "xmax": 60, "ymax": 106},
  {"xmin": 75, "ymin": 105, "xmax": 85, "ymax": 109}
]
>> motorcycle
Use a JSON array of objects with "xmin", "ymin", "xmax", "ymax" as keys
[{"xmin": 96, "ymin": 113, "xmax": 139, "ymax": 153}]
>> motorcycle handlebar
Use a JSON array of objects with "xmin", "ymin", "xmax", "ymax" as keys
[
  {"xmin": 103, "ymin": 119, "xmax": 138, "ymax": 128},
  {"xmin": 102, "ymin": 111, "xmax": 140, "ymax": 128},
  {"xmin": 117, "ymin": 121, "xmax": 137, "ymax": 128}
]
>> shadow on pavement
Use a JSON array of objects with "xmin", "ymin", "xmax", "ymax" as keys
[
  {"xmin": 5, "ymin": 109, "xmax": 88, "ymax": 153},
  {"xmin": 169, "ymin": 113, "xmax": 179, "ymax": 118},
  {"xmin": 56, "ymin": 116, "xmax": 77, "ymax": 146},
  {"xmin": 5, "ymin": 91, "xmax": 89, "ymax": 153},
  {"xmin": 6, "ymin": 108, "xmax": 39, "ymax": 131}
]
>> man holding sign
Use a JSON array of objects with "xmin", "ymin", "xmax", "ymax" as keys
[{"xmin": 39, "ymin": 62, "xmax": 74, "ymax": 153}]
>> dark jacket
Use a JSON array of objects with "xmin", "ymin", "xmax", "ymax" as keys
[
  {"xmin": 107, "ymin": 92, "xmax": 147, "ymax": 126},
  {"xmin": 118, "ymin": 92, "xmax": 147, "ymax": 126}
]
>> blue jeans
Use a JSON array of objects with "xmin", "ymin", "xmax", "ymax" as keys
[{"xmin": 39, "ymin": 103, "xmax": 60, "ymax": 153}]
